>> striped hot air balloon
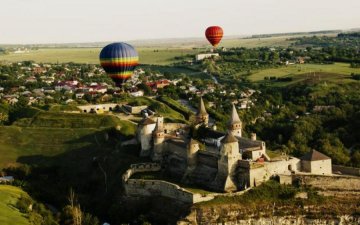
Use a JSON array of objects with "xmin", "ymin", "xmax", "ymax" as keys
[
  {"xmin": 99, "ymin": 42, "xmax": 139, "ymax": 87},
  {"xmin": 205, "ymin": 26, "xmax": 223, "ymax": 48}
]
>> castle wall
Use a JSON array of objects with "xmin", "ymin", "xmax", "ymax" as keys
[
  {"xmin": 163, "ymin": 123, "xmax": 188, "ymax": 133},
  {"xmin": 163, "ymin": 142, "xmax": 188, "ymax": 176},
  {"xmin": 293, "ymin": 174, "xmax": 360, "ymax": 192},
  {"xmin": 247, "ymin": 158, "xmax": 301, "ymax": 187},
  {"xmin": 78, "ymin": 103, "xmax": 118, "ymax": 113},
  {"xmin": 197, "ymin": 152, "xmax": 218, "ymax": 168},
  {"xmin": 332, "ymin": 165, "xmax": 360, "ymax": 176},
  {"xmin": 238, "ymin": 137, "xmax": 264, "ymax": 149},
  {"xmin": 123, "ymin": 105, "xmax": 148, "ymax": 114},
  {"xmin": 122, "ymin": 163, "xmax": 161, "ymax": 183},
  {"xmin": 122, "ymin": 163, "xmax": 214, "ymax": 204}
]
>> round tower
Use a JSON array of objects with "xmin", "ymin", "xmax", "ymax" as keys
[
  {"xmin": 216, "ymin": 132, "xmax": 241, "ymax": 192},
  {"xmin": 187, "ymin": 139, "xmax": 200, "ymax": 169},
  {"xmin": 152, "ymin": 117, "xmax": 165, "ymax": 162},
  {"xmin": 228, "ymin": 104, "xmax": 242, "ymax": 137}
]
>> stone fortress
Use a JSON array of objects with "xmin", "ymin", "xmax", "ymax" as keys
[{"xmin": 126, "ymin": 97, "xmax": 334, "ymax": 193}]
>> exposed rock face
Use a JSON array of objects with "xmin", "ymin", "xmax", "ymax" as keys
[{"xmin": 178, "ymin": 210, "xmax": 360, "ymax": 225}]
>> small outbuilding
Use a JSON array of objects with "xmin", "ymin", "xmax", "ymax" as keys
[{"xmin": 301, "ymin": 149, "xmax": 332, "ymax": 175}]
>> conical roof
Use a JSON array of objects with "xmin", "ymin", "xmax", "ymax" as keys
[
  {"xmin": 197, "ymin": 97, "xmax": 208, "ymax": 116},
  {"xmin": 228, "ymin": 104, "xmax": 241, "ymax": 126},
  {"xmin": 301, "ymin": 149, "xmax": 331, "ymax": 161},
  {"xmin": 221, "ymin": 132, "xmax": 238, "ymax": 144}
]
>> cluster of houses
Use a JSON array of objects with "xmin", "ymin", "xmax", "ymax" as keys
[{"xmin": 0, "ymin": 61, "xmax": 258, "ymax": 115}]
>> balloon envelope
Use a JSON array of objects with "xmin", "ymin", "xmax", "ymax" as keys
[
  {"xmin": 99, "ymin": 42, "xmax": 139, "ymax": 86},
  {"xmin": 205, "ymin": 26, "xmax": 223, "ymax": 47}
]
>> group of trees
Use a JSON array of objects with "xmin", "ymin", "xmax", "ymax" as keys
[
  {"xmin": 291, "ymin": 33, "xmax": 360, "ymax": 63},
  {"xmin": 15, "ymin": 189, "xmax": 99, "ymax": 225},
  {"xmin": 245, "ymin": 82, "xmax": 360, "ymax": 167}
]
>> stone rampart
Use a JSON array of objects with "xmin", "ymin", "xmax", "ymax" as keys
[
  {"xmin": 77, "ymin": 103, "xmax": 118, "ymax": 113},
  {"xmin": 122, "ymin": 163, "xmax": 214, "ymax": 204},
  {"xmin": 122, "ymin": 163, "xmax": 161, "ymax": 183},
  {"xmin": 293, "ymin": 174, "xmax": 360, "ymax": 191},
  {"xmin": 332, "ymin": 165, "xmax": 360, "ymax": 176}
]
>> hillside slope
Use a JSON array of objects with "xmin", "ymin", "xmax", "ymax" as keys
[{"xmin": 0, "ymin": 185, "xmax": 30, "ymax": 225}]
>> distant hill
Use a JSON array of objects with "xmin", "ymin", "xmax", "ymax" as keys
[{"xmin": 1, "ymin": 28, "xmax": 357, "ymax": 49}]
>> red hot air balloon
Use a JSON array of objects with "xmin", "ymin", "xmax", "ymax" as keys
[{"xmin": 205, "ymin": 26, "xmax": 223, "ymax": 48}]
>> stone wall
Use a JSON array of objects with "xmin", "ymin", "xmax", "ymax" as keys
[
  {"xmin": 125, "ymin": 179, "xmax": 213, "ymax": 204},
  {"xmin": 77, "ymin": 103, "xmax": 118, "ymax": 113},
  {"xmin": 302, "ymin": 159, "xmax": 332, "ymax": 175},
  {"xmin": 293, "ymin": 174, "xmax": 360, "ymax": 192},
  {"xmin": 123, "ymin": 105, "xmax": 148, "ymax": 114},
  {"xmin": 332, "ymin": 165, "xmax": 360, "ymax": 176},
  {"xmin": 122, "ymin": 163, "xmax": 161, "ymax": 183},
  {"xmin": 246, "ymin": 157, "xmax": 301, "ymax": 187},
  {"xmin": 164, "ymin": 123, "xmax": 188, "ymax": 133},
  {"xmin": 123, "ymin": 163, "xmax": 214, "ymax": 204},
  {"xmin": 197, "ymin": 152, "xmax": 218, "ymax": 168}
]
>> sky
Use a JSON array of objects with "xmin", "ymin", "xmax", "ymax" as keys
[{"xmin": 1, "ymin": 0, "xmax": 359, "ymax": 44}]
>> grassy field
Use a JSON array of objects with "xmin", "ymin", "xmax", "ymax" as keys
[
  {"xmin": 0, "ymin": 185, "xmax": 30, "ymax": 225},
  {"xmin": 249, "ymin": 63, "xmax": 360, "ymax": 84},
  {"xmin": 0, "ymin": 110, "xmax": 136, "ymax": 168},
  {"xmin": 0, "ymin": 35, "xmax": 309, "ymax": 65},
  {"xmin": 0, "ymin": 126, "xmax": 108, "ymax": 168},
  {"xmin": 0, "ymin": 47, "xmax": 200, "ymax": 65}
]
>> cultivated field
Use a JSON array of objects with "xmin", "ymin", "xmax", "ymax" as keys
[
  {"xmin": 0, "ymin": 47, "xmax": 200, "ymax": 65},
  {"xmin": 249, "ymin": 63, "xmax": 360, "ymax": 82},
  {"xmin": 0, "ymin": 185, "xmax": 30, "ymax": 225},
  {"xmin": 0, "ymin": 35, "xmax": 308, "ymax": 65}
]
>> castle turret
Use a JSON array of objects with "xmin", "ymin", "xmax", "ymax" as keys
[
  {"xmin": 152, "ymin": 117, "xmax": 165, "ymax": 161},
  {"xmin": 228, "ymin": 104, "xmax": 242, "ymax": 137},
  {"xmin": 182, "ymin": 138, "xmax": 200, "ymax": 182},
  {"xmin": 187, "ymin": 139, "xmax": 200, "ymax": 169},
  {"xmin": 137, "ymin": 117, "xmax": 156, "ymax": 157},
  {"xmin": 215, "ymin": 132, "xmax": 241, "ymax": 192},
  {"xmin": 196, "ymin": 97, "xmax": 209, "ymax": 126}
]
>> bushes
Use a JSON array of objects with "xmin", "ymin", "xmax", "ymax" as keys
[
  {"xmin": 16, "ymin": 195, "xmax": 59, "ymax": 225},
  {"xmin": 350, "ymin": 73, "xmax": 360, "ymax": 80}
]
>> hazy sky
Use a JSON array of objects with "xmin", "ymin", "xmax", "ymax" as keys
[{"xmin": 1, "ymin": 0, "xmax": 359, "ymax": 44}]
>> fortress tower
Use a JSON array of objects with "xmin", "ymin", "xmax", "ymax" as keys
[
  {"xmin": 182, "ymin": 139, "xmax": 200, "ymax": 182},
  {"xmin": 228, "ymin": 104, "xmax": 242, "ymax": 137},
  {"xmin": 215, "ymin": 132, "xmax": 242, "ymax": 192},
  {"xmin": 138, "ymin": 117, "xmax": 156, "ymax": 157},
  {"xmin": 187, "ymin": 139, "xmax": 200, "ymax": 169},
  {"xmin": 152, "ymin": 117, "xmax": 165, "ymax": 162},
  {"xmin": 196, "ymin": 97, "xmax": 209, "ymax": 126}
]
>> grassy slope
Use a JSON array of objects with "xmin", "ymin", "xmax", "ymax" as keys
[
  {"xmin": 0, "ymin": 112, "xmax": 136, "ymax": 168},
  {"xmin": 126, "ymin": 97, "xmax": 186, "ymax": 122},
  {"xmin": 249, "ymin": 63, "xmax": 359, "ymax": 82},
  {"xmin": 0, "ymin": 126, "xmax": 103, "ymax": 168},
  {"xmin": 15, "ymin": 111, "xmax": 122, "ymax": 128},
  {"xmin": 0, "ymin": 185, "xmax": 30, "ymax": 225}
]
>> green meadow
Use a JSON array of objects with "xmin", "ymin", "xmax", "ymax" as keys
[
  {"xmin": 0, "ymin": 35, "xmax": 309, "ymax": 65},
  {"xmin": 0, "ymin": 185, "xmax": 30, "ymax": 225},
  {"xmin": 0, "ymin": 47, "xmax": 199, "ymax": 65},
  {"xmin": 249, "ymin": 63, "xmax": 360, "ymax": 84}
]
